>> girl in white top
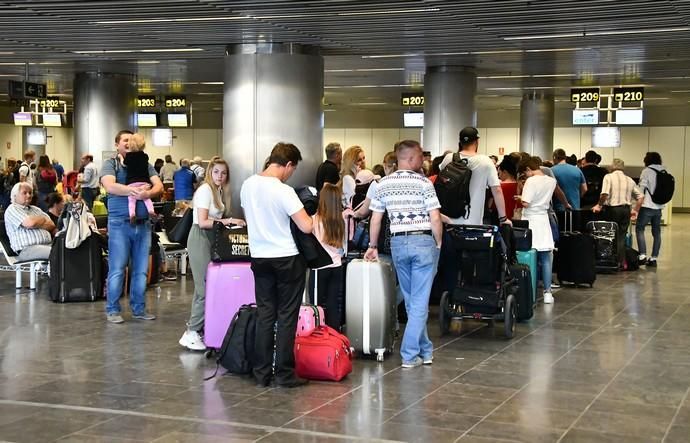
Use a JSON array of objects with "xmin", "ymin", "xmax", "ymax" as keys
[
  {"xmin": 179, "ymin": 158, "xmax": 246, "ymax": 351},
  {"xmin": 519, "ymin": 157, "xmax": 557, "ymax": 304},
  {"xmin": 340, "ymin": 145, "xmax": 366, "ymax": 207},
  {"xmin": 310, "ymin": 183, "xmax": 348, "ymax": 330}
]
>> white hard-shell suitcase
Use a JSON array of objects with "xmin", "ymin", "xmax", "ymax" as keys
[{"xmin": 345, "ymin": 259, "xmax": 396, "ymax": 361}]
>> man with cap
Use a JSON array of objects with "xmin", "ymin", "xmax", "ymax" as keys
[
  {"xmin": 439, "ymin": 127, "xmax": 510, "ymax": 226},
  {"xmin": 438, "ymin": 127, "xmax": 511, "ymax": 291}
]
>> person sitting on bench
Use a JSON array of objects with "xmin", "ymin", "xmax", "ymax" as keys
[{"xmin": 4, "ymin": 182, "xmax": 54, "ymax": 261}]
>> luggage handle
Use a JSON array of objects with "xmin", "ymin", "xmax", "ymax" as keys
[{"xmin": 565, "ymin": 208, "xmax": 573, "ymax": 232}]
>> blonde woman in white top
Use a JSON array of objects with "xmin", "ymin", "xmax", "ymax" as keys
[
  {"xmin": 340, "ymin": 145, "xmax": 366, "ymax": 207},
  {"xmin": 179, "ymin": 158, "xmax": 246, "ymax": 351}
]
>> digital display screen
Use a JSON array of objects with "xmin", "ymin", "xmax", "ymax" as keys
[
  {"xmin": 592, "ymin": 127, "xmax": 621, "ymax": 148},
  {"xmin": 42, "ymin": 113, "xmax": 62, "ymax": 127},
  {"xmin": 615, "ymin": 109, "xmax": 643, "ymax": 125},
  {"xmin": 167, "ymin": 113, "xmax": 188, "ymax": 127},
  {"xmin": 572, "ymin": 109, "xmax": 599, "ymax": 125},
  {"xmin": 137, "ymin": 113, "xmax": 158, "ymax": 127},
  {"xmin": 152, "ymin": 128, "xmax": 172, "ymax": 147},
  {"xmin": 403, "ymin": 112, "xmax": 424, "ymax": 127},
  {"xmin": 26, "ymin": 127, "xmax": 47, "ymax": 145},
  {"xmin": 13, "ymin": 112, "xmax": 33, "ymax": 126}
]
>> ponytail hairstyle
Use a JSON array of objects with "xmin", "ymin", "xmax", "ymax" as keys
[
  {"xmin": 203, "ymin": 158, "xmax": 230, "ymax": 212},
  {"xmin": 316, "ymin": 183, "xmax": 345, "ymax": 248}
]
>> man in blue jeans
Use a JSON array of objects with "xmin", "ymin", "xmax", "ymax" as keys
[
  {"xmin": 364, "ymin": 140, "xmax": 443, "ymax": 368},
  {"xmin": 101, "ymin": 130, "xmax": 163, "ymax": 324},
  {"xmin": 634, "ymin": 152, "xmax": 667, "ymax": 267}
]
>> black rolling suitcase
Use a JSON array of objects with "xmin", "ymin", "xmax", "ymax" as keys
[
  {"xmin": 49, "ymin": 234, "xmax": 104, "ymax": 303},
  {"xmin": 510, "ymin": 264, "xmax": 533, "ymax": 321},
  {"xmin": 586, "ymin": 220, "xmax": 619, "ymax": 273},
  {"xmin": 556, "ymin": 211, "xmax": 596, "ymax": 287}
]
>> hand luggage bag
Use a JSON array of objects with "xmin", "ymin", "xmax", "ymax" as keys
[
  {"xmin": 510, "ymin": 263, "xmax": 533, "ymax": 321},
  {"xmin": 556, "ymin": 211, "xmax": 596, "ymax": 287},
  {"xmin": 294, "ymin": 325, "xmax": 353, "ymax": 381},
  {"xmin": 49, "ymin": 233, "xmax": 104, "ymax": 303},
  {"xmin": 516, "ymin": 249, "xmax": 537, "ymax": 305},
  {"xmin": 586, "ymin": 220, "xmax": 619, "ymax": 273},
  {"xmin": 345, "ymin": 259, "xmax": 396, "ymax": 361},
  {"xmin": 204, "ymin": 262, "xmax": 255, "ymax": 349},
  {"xmin": 297, "ymin": 270, "xmax": 325, "ymax": 337},
  {"xmin": 211, "ymin": 222, "xmax": 250, "ymax": 262},
  {"xmin": 513, "ymin": 227, "xmax": 533, "ymax": 252}
]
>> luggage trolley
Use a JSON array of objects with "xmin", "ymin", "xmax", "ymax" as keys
[{"xmin": 439, "ymin": 225, "xmax": 518, "ymax": 339}]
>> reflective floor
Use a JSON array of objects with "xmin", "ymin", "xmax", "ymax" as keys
[{"xmin": 1, "ymin": 217, "xmax": 689, "ymax": 442}]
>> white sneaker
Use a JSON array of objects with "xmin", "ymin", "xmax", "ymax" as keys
[
  {"xmin": 543, "ymin": 292, "xmax": 554, "ymax": 304},
  {"xmin": 178, "ymin": 330, "xmax": 207, "ymax": 351}
]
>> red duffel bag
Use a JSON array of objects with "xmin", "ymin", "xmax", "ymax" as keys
[{"xmin": 294, "ymin": 325, "xmax": 353, "ymax": 382}]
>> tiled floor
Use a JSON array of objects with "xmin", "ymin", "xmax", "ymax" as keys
[{"xmin": 1, "ymin": 217, "xmax": 690, "ymax": 442}]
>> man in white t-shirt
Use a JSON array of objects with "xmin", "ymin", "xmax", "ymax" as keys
[
  {"xmin": 18, "ymin": 149, "xmax": 36, "ymax": 186},
  {"xmin": 439, "ymin": 127, "xmax": 510, "ymax": 226},
  {"xmin": 240, "ymin": 142, "xmax": 313, "ymax": 389}
]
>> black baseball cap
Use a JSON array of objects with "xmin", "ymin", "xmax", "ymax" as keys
[{"xmin": 459, "ymin": 127, "xmax": 480, "ymax": 145}]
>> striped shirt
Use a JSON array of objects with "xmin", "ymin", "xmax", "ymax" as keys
[
  {"xmin": 601, "ymin": 170, "xmax": 641, "ymax": 207},
  {"xmin": 4, "ymin": 204, "xmax": 52, "ymax": 252},
  {"xmin": 369, "ymin": 170, "xmax": 440, "ymax": 234}
]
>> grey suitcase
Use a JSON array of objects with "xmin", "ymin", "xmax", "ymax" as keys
[{"xmin": 345, "ymin": 259, "xmax": 396, "ymax": 362}]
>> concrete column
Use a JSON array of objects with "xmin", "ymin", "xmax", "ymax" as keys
[
  {"xmin": 223, "ymin": 43, "xmax": 323, "ymax": 216},
  {"xmin": 73, "ymin": 72, "xmax": 136, "ymax": 170},
  {"xmin": 423, "ymin": 66, "xmax": 476, "ymax": 155},
  {"xmin": 519, "ymin": 92, "xmax": 555, "ymax": 160}
]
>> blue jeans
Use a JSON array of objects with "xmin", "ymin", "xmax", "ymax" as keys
[
  {"xmin": 635, "ymin": 207, "xmax": 662, "ymax": 258},
  {"xmin": 537, "ymin": 250, "xmax": 553, "ymax": 292},
  {"xmin": 106, "ymin": 218, "xmax": 152, "ymax": 316},
  {"xmin": 390, "ymin": 234, "xmax": 440, "ymax": 363}
]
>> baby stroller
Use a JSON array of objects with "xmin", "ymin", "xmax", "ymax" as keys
[{"xmin": 439, "ymin": 224, "xmax": 518, "ymax": 338}]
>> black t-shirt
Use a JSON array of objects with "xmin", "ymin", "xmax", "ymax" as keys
[
  {"xmin": 581, "ymin": 164, "xmax": 608, "ymax": 207},
  {"xmin": 315, "ymin": 160, "xmax": 340, "ymax": 191},
  {"xmin": 123, "ymin": 151, "xmax": 152, "ymax": 185}
]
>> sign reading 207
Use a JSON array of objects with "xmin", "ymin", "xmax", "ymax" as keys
[{"xmin": 401, "ymin": 92, "xmax": 424, "ymax": 107}]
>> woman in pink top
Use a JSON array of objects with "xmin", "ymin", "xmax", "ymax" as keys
[{"xmin": 309, "ymin": 183, "xmax": 347, "ymax": 330}]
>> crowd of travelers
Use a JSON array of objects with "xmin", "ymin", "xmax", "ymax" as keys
[{"xmin": 0, "ymin": 126, "xmax": 670, "ymax": 388}]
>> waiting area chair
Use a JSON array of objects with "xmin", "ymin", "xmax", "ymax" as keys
[{"xmin": 0, "ymin": 221, "xmax": 49, "ymax": 289}]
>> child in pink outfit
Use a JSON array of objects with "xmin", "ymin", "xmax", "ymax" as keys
[{"xmin": 124, "ymin": 133, "xmax": 155, "ymax": 222}]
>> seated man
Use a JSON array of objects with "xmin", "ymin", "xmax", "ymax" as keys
[{"xmin": 4, "ymin": 182, "xmax": 54, "ymax": 261}]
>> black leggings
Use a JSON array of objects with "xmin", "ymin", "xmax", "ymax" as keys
[{"xmin": 308, "ymin": 266, "xmax": 345, "ymax": 330}]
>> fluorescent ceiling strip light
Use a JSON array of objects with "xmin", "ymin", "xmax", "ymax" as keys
[
  {"xmin": 74, "ymin": 48, "xmax": 202, "ymax": 54},
  {"xmin": 525, "ymin": 47, "xmax": 588, "ymax": 53},
  {"xmin": 325, "ymin": 84, "xmax": 415, "ymax": 89},
  {"xmin": 0, "ymin": 62, "xmax": 24, "ymax": 65},
  {"xmin": 0, "ymin": 74, "xmax": 20, "ymax": 77},
  {"xmin": 478, "ymin": 75, "xmax": 530, "ymax": 79},
  {"xmin": 532, "ymin": 74, "xmax": 576, "ymax": 78},
  {"xmin": 141, "ymin": 48, "xmax": 203, "ymax": 53},
  {"xmin": 504, "ymin": 32, "xmax": 584, "ymax": 40},
  {"xmin": 199, "ymin": 81, "xmax": 224, "ymax": 85},
  {"xmin": 363, "ymin": 47, "xmax": 586, "ymax": 59},
  {"xmin": 130, "ymin": 60, "xmax": 161, "ymax": 64},
  {"xmin": 196, "ymin": 92, "xmax": 224, "ymax": 95},
  {"xmin": 0, "ymin": 52, "xmax": 15, "ymax": 55},
  {"xmin": 350, "ymin": 102, "xmax": 388, "ymax": 105},
  {"xmin": 337, "ymin": 8, "xmax": 440, "ymax": 16},
  {"xmin": 325, "ymin": 68, "xmax": 405, "ymax": 72},
  {"xmin": 671, "ymin": 90, "xmax": 690, "ymax": 93},
  {"xmin": 95, "ymin": 16, "xmax": 247, "ymax": 24}
]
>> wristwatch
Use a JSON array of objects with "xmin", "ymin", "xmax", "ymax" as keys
[{"xmin": 368, "ymin": 244, "xmax": 378, "ymax": 249}]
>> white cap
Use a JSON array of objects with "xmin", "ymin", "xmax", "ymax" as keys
[{"xmin": 356, "ymin": 169, "xmax": 381, "ymax": 185}]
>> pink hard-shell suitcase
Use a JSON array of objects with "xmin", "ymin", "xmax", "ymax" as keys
[
  {"xmin": 296, "ymin": 270, "xmax": 325, "ymax": 337},
  {"xmin": 204, "ymin": 262, "xmax": 255, "ymax": 349}
]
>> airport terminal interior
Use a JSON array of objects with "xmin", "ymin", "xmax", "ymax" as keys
[{"xmin": 2, "ymin": 1, "xmax": 690, "ymax": 442}]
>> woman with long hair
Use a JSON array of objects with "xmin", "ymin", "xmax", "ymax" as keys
[
  {"xmin": 309, "ymin": 183, "xmax": 347, "ymax": 329},
  {"xmin": 178, "ymin": 158, "xmax": 246, "ymax": 351},
  {"xmin": 36, "ymin": 154, "xmax": 57, "ymax": 212},
  {"xmin": 340, "ymin": 145, "xmax": 366, "ymax": 207}
]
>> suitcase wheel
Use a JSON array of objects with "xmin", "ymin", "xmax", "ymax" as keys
[
  {"xmin": 504, "ymin": 294, "xmax": 517, "ymax": 339},
  {"xmin": 439, "ymin": 292, "xmax": 450, "ymax": 336}
]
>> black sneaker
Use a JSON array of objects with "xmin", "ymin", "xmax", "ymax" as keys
[
  {"xmin": 275, "ymin": 377, "xmax": 309, "ymax": 388},
  {"xmin": 646, "ymin": 259, "xmax": 657, "ymax": 267}
]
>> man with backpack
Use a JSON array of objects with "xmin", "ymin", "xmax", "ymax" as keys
[
  {"xmin": 18, "ymin": 150, "xmax": 36, "ymax": 186},
  {"xmin": 634, "ymin": 152, "xmax": 673, "ymax": 267},
  {"xmin": 580, "ymin": 150, "xmax": 607, "ymax": 210},
  {"xmin": 437, "ymin": 127, "xmax": 511, "ymax": 226}
]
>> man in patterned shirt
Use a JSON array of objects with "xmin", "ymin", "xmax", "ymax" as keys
[{"xmin": 364, "ymin": 140, "xmax": 443, "ymax": 368}]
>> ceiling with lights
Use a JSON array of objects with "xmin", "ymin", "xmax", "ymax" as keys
[{"xmin": 2, "ymin": 0, "xmax": 690, "ymax": 113}]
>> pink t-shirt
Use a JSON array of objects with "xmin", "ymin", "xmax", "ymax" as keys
[{"xmin": 312, "ymin": 214, "xmax": 345, "ymax": 269}]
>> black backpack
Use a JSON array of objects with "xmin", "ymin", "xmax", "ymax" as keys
[
  {"xmin": 206, "ymin": 304, "xmax": 257, "ymax": 379},
  {"xmin": 647, "ymin": 167, "xmax": 674, "ymax": 205},
  {"xmin": 351, "ymin": 182, "xmax": 371, "ymax": 210},
  {"xmin": 434, "ymin": 153, "xmax": 472, "ymax": 219}
]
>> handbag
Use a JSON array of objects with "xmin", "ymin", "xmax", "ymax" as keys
[
  {"xmin": 167, "ymin": 208, "xmax": 193, "ymax": 246},
  {"xmin": 64, "ymin": 202, "xmax": 92, "ymax": 249},
  {"xmin": 211, "ymin": 221, "xmax": 250, "ymax": 262}
]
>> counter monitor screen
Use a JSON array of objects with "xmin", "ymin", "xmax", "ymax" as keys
[
  {"xmin": 26, "ymin": 127, "xmax": 47, "ymax": 145},
  {"xmin": 137, "ymin": 113, "xmax": 158, "ymax": 127},
  {"xmin": 403, "ymin": 112, "xmax": 424, "ymax": 127},
  {"xmin": 167, "ymin": 113, "xmax": 188, "ymax": 127},
  {"xmin": 13, "ymin": 112, "xmax": 32, "ymax": 126},
  {"xmin": 152, "ymin": 128, "xmax": 172, "ymax": 147},
  {"xmin": 42, "ymin": 113, "xmax": 62, "ymax": 127},
  {"xmin": 592, "ymin": 127, "xmax": 620, "ymax": 148},
  {"xmin": 573, "ymin": 109, "xmax": 599, "ymax": 125},
  {"xmin": 615, "ymin": 109, "xmax": 643, "ymax": 125}
]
